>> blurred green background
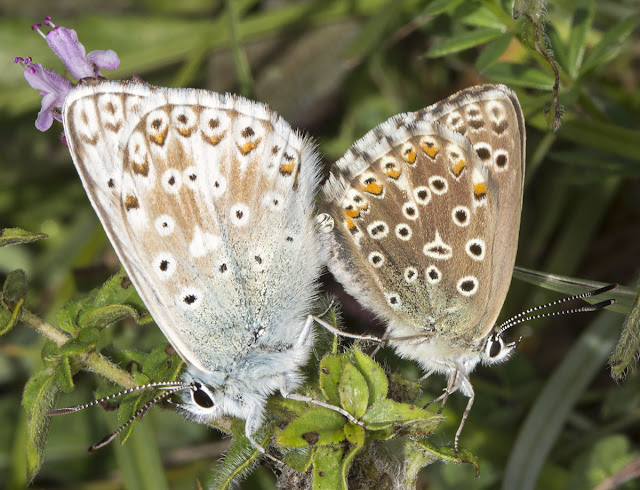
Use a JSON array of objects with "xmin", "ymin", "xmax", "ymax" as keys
[{"xmin": 1, "ymin": 0, "xmax": 639, "ymax": 489}]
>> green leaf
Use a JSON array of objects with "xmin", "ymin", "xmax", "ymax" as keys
[
  {"xmin": 352, "ymin": 348, "xmax": 388, "ymax": 405},
  {"xmin": 319, "ymin": 354, "xmax": 347, "ymax": 406},
  {"xmin": 557, "ymin": 117, "xmax": 640, "ymax": 164},
  {"xmin": 22, "ymin": 369, "xmax": 60, "ymax": 482},
  {"xmin": 210, "ymin": 419, "xmax": 263, "ymax": 489},
  {"xmin": 609, "ymin": 284, "xmax": 640, "ymax": 380},
  {"xmin": 475, "ymin": 32, "xmax": 513, "ymax": 72},
  {"xmin": 361, "ymin": 399, "xmax": 432, "ymax": 430},
  {"xmin": 422, "ymin": 0, "xmax": 465, "ymax": 16},
  {"xmin": 59, "ymin": 327, "xmax": 100, "ymax": 355},
  {"xmin": 54, "ymin": 355, "xmax": 74, "ymax": 393},
  {"xmin": 94, "ymin": 269, "xmax": 147, "ymax": 312},
  {"xmin": 57, "ymin": 297, "xmax": 90, "ymax": 335},
  {"xmin": 338, "ymin": 363, "xmax": 369, "ymax": 418},
  {"xmin": 410, "ymin": 440, "xmax": 479, "ymax": 476},
  {"xmin": 426, "ymin": 27, "xmax": 504, "ymax": 58},
  {"xmin": 277, "ymin": 407, "xmax": 346, "ymax": 448},
  {"xmin": 343, "ymin": 424, "xmax": 365, "ymax": 447},
  {"xmin": 340, "ymin": 444, "xmax": 361, "ymax": 487},
  {"xmin": 3, "ymin": 269, "xmax": 27, "ymax": 302},
  {"xmin": 566, "ymin": 0, "xmax": 594, "ymax": 78},
  {"xmin": 581, "ymin": 17, "xmax": 638, "ymax": 75},
  {"xmin": 0, "ymin": 228, "xmax": 47, "ymax": 248},
  {"xmin": 312, "ymin": 446, "xmax": 344, "ymax": 490},
  {"xmin": 484, "ymin": 62, "xmax": 555, "ymax": 89},
  {"xmin": 40, "ymin": 341, "xmax": 61, "ymax": 368},
  {"xmin": 142, "ymin": 343, "xmax": 184, "ymax": 382},
  {"xmin": 79, "ymin": 304, "xmax": 140, "ymax": 331},
  {"xmin": 284, "ymin": 447, "xmax": 314, "ymax": 472}
]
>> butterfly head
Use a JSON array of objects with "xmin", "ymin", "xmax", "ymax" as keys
[{"xmin": 481, "ymin": 330, "xmax": 522, "ymax": 366}]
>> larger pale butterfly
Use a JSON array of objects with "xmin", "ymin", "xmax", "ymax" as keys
[
  {"xmin": 57, "ymin": 80, "xmax": 327, "ymax": 452},
  {"xmin": 322, "ymin": 84, "xmax": 526, "ymax": 450}
]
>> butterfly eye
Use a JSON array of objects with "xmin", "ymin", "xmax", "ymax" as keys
[
  {"xmin": 489, "ymin": 336, "xmax": 502, "ymax": 358},
  {"xmin": 192, "ymin": 386, "xmax": 214, "ymax": 408}
]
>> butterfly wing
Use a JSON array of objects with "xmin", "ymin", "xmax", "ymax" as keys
[
  {"xmin": 323, "ymin": 85, "xmax": 524, "ymax": 346},
  {"xmin": 63, "ymin": 82, "xmax": 325, "ymax": 381}
]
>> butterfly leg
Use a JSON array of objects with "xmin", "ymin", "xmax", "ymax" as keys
[
  {"xmin": 280, "ymin": 389, "xmax": 364, "ymax": 426},
  {"xmin": 244, "ymin": 411, "xmax": 284, "ymax": 465},
  {"xmin": 311, "ymin": 314, "xmax": 385, "ymax": 344},
  {"xmin": 454, "ymin": 375, "xmax": 475, "ymax": 452},
  {"xmin": 437, "ymin": 369, "xmax": 461, "ymax": 414}
]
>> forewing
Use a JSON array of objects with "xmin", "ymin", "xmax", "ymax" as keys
[{"xmin": 63, "ymin": 81, "xmax": 324, "ymax": 376}]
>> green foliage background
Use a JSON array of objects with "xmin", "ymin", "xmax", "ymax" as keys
[{"xmin": 0, "ymin": 0, "xmax": 639, "ymax": 489}]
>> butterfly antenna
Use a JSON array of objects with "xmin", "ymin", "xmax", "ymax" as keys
[
  {"xmin": 46, "ymin": 381, "xmax": 189, "ymax": 416},
  {"xmin": 89, "ymin": 385, "xmax": 190, "ymax": 452},
  {"xmin": 496, "ymin": 284, "xmax": 617, "ymax": 337}
]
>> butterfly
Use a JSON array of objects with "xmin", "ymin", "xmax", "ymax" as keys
[
  {"xmin": 58, "ymin": 80, "xmax": 328, "ymax": 453},
  {"xmin": 322, "ymin": 84, "xmax": 525, "ymax": 450}
]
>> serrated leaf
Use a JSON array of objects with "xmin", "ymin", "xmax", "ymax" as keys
[
  {"xmin": 423, "ymin": 0, "xmax": 465, "ymax": 16},
  {"xmin": 319, "ymin": 354, "xmax": 347, "ymax": 405},
  {"xmin": 581, "ymin": 17, "xmax": 637, "ymax": 75},
  {"xmin": 0, "ymin": 228, "xmax": 47, "ymax": 248},
  {"xmin": 566, "ymin": 0, "xmax": 594, "ymax": 78},
  {"xmin": 343, "ymin": 424, "xmax": 365, "ymax": 447},
  {"xmin": 338, "ymin": 363, "xmax": 369, "ymax": 418},
  {"xmin": 277, "ymin": 407, "xmax": 346, "ymax": 448},
  {"xmin": 475, "ymin": 32, "xmax": 513, "ymax": 72},
  {"xmin": 352, "ymin": 348, "xmax": 388, "ymax": 405},
  {"xmin": 79, "ymin": 304, "xmax": 140, "ymax": 330},
  {"xmin": 484, "ymin": 62, "xmax": 555, "ymax": 89},
  {"xmin": 426, "ymin": 27, "xmax": 504, "ymax": 58},
  {"xmin": 54, "ymin": 355, "xmax": 74, "ymax": 393},
  {"xmin": 59, "ymin": 327, "xmax": 100, "ymax": 355},
  {"xmin": 22, "ymin": 369, "xmax": 60, "ymax": 482},
  {"xmin": 312, "ymin": 446, "xmax": 344, "ymax": 490},
  {"xmin": 361, "ymin": 399, "xmax": 431, "ymax": 430}
]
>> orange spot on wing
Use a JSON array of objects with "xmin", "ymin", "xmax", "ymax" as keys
[
  {"xmin": 403, "ymin": 149, "xmax": 417, "ymax": 164},
  {"xmin": 345, "ymin": 217, "xmax": 355, "ymax": 230},
  {"xmin": 124, "ymin": 195, "xmax": 139, "ymax": 211},
  {"xmin": 280, "ymin": 162, "xmax": 296, "ymax": 176},
  {"xmin": 344, "ymin": 207, "xmax": 360, "ymax": 218},
  {"xmin": 420, "ymin": 143, "xmax": 439, "ymax": 158},
  {"xmin": 238, "ymin": 137, "xmax": 262, "ymax": 156},
  {"xmin": 364, "ymin": 182, "xmax": 383, "ymax": 195},
  {"xmin": 385, "ymin": 166, "xmax": 401, "ymax": 179},
  {"xmin": 149, "ymin": 128, "xmax": 169, "ymax": 146},
  {"xmin": 452, "ymin": 159, "xmax": 466, "ymax": 177},
  {"xmin": 201, "ymin": 130, "xmax": 227, "ymax": 146},
  {"xmin": 473, "ymin": 182, "xmax": 487, "ymax": 199}
]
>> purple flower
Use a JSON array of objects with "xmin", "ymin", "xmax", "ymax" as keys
[
  {"xmin": 15, "ymin": 17, "xmax": 120, "ymax": 132},
  {"xmin": 15, "ymin": 57, "xmax": 72, "ymax": 131},
  {"xmin": 41, "ymin": 17, "xmax": 119, "ymax": 80}
]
